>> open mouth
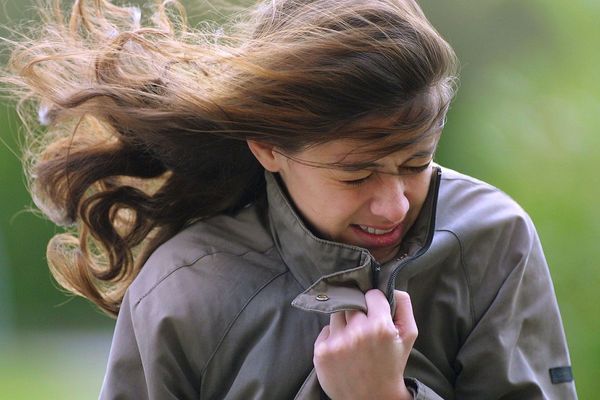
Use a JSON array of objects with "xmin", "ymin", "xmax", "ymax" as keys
[
  {"xmin": 356, "ymin": 225, "xmax": 396, "ymax": 235},
  {"xmin": 350, "ymin": 223, "xmax": 404, "ymax": 248}
]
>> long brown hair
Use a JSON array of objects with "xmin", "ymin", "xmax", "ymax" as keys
[{"xmin": 1, "ymin": 0, "xmax": 458, "ymax": 316}]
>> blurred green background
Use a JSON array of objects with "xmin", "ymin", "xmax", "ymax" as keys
[{"xmin": 1, "ymin": 0, "xmax": 598, "ymax": 398}]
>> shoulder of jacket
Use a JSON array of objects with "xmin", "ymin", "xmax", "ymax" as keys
[
  {"xmin": 127, "ymin": 203, "xmax": 283, "ymax": 308},
  {"xmin": 116, "ymin": 205, "xmax": 291, "ymax": 379},
  {"xmin": 437, "ymin": 165, "xmax": 536, "ymax": 240},
  {"xmin": 434, "ymin": 167, "xmax": 549, "ymax": 326},
  {"xmin": 439, "ymin": 165, "xmax": 514, "ymax": 199}
]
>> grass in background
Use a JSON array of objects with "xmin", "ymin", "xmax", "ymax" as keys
[{"xmin": 0, "ymin": 332, "xmax": 111, "ymax": 400}]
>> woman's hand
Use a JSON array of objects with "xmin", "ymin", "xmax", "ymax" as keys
[{"xmin": 313, "ymin": 289, "xmax": 417, "ymax": 400}]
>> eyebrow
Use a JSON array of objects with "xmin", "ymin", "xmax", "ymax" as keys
[{"xmin": 333, "ymin": 148, "xmax": 436, "ymax": 172}]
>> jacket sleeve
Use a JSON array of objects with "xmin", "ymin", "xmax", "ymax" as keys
[
  {"xmin": 99, "ymin": 289, "xmax": 200, "ymax": 400},
  {"xmin": 453, "ymin": 215, "xmax": 577, "ymax": 399},
  {"xmin": 405, "ymin": 377, "xmax": 444, "ymax": 400}
]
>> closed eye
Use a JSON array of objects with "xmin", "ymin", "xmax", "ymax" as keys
[
  {"xmin": 340, "ymin": 161, "xmax": 431, "ymax": 185},
  {"xmin": 341, "ymin": 174, "xmax": 372, "ymax": 187},
  {"xmin": 398, "ymin": 162, "xmax": 431, "ymax": 175}
]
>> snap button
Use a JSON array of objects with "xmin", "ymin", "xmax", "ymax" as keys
[{"xmin": 315, "ymin": 294, "xmax": 329, "ymax": 301}]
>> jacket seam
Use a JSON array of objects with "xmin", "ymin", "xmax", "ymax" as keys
[
  {"xmin": 436, "ymin": 229, "xmax": 475, "ymax": 327},
  {"xmin": 293, "ymin": 369, "xmax": 317, "ymax": 400},
  {"xmin": 285, "ymin": 263, "xmax": 309, "ymax": 293},
  {"xmin": 200, "ymin": 269, "xmax": 290, "ymax": 376},
  {"xmin": 447, "ymin": 217, "xmax": 537, "ymax": 350},
  {"xmin": 133, "ymin": 247, "xmax": 276, "ymax": 307}
]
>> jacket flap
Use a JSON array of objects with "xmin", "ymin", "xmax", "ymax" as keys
[{"xmin": 291, "ymin": 261, "xmax": 372, "ymax": 314}]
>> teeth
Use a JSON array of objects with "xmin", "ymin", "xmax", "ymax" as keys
[{"xmin": 358, "ymin": 225, "xmax": 395, "ymax": 235}]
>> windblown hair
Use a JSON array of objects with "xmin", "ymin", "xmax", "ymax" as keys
[{"xmin": 1, "ymin": 0, "xmax": 458, "ymax": 316}]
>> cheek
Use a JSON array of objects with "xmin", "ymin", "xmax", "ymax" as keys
[
  {"xmin": 406, "ymin": 174, "xmax": 432, "ymax": 212},
  {"xmin": 306, "ymin": 188, "xmax": 366, "ymax": 235},
  {"xmin": 327, "ymin": 191, "xmax": 370, "ymax": 230},
  {"xmin": 298, "ymin": 182, "xmax": 336, "ymax": 215},
  {"xmin": 315, "ymin": 190, "xmax": 358, "ymax": 218},
  {"xmin": 296, "ymin": 175, "xmax": 359, "ymax": 214}
]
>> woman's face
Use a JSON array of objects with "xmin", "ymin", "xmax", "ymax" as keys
[{"xmin": 257, "ymin": 135, "xmax": 438, "ymax": 264}]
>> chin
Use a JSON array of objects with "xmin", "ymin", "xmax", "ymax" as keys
[{"xmin": 371, "ymin": 250, "xmax": 395, "ymax": 264}]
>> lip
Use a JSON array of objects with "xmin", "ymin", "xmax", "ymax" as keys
[{"xmin": 350, "ymin": 223, "xmax": 404, "ymax": 248}]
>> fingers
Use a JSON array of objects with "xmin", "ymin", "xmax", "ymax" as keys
[
  {"xmin": 326, "ymin": 289, "xmax": 416, "ymax": 343},
  {"xmin": 313, "ymin": 290, "xmax": 416, "ymax": 400},
  {"xmin": 315, "ymin": 324, "xmax": 331, "ymax": 347},
  {"xmin": 329, "ymin": 309, "xmax": 368, "ymax": 333},
  {"xmin": 393, "ymin": 290, "xmax": 418, "ymax": 343},
  {"xmin": 357, "ymin": 289, "xmax": 398, "ymax": 342},
  {"xmin": 345, "ymin": 309, "xmax": 368, "ymax": 326},
  {"xmin": 364, "ymin": 289, "xmax": 392, "ymax": 320},
  {"xmin": 330, "ymin": 311, "xmax": 346, "ymax": 332}
]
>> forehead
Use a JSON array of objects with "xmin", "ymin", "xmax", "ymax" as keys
[{"xmin": 299, "ymin": 106, "xmax": 444, "ymax": 164}]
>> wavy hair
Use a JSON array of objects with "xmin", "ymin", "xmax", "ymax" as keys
[{"xmin": 1, "ymin": 0, "xmax": 458, "ymax": 316}]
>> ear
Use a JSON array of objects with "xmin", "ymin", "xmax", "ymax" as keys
[{"xmin": 247, "ymin": 140, "xmax": 285, "ymax": 172}]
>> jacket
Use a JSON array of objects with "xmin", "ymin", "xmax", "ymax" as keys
[{"xmin": 99, "ymin": 166, "xmax": 578, "ymax": 399}]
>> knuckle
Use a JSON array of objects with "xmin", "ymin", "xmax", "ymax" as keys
[
  {"xmin": 396, "ymin": 324, "xmax": 418, "ymax": 347},
  {"xmin": 404, "ymin": 326, "xmax": 418, "ymax": 342},
  {"xmin": 313, "ymin": 341, "xmax": 330, "ymax": 361},
  {"xmin": 313, "ymin": 343, "xmax": 327, "ymax": 363},
  {"xmin": 314, "ymin": 337, "xmax": 346, "ymax": 361},
  {"xmin": 395, "ymin": 290, "xmax": 411, "ymax": 303},
  {"xmin": 347, "ymin": 326, "xmax": 369, "ymax": 345},
  {"xmin": 372, "ymin": 319, "xmax": 398, "ymax": 340}
]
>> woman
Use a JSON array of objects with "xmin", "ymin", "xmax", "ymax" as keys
[{"xmin": 1, "ymin": 0, "xmax": 577, "ymax": 398}]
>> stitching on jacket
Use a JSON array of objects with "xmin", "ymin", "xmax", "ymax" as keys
[
  {"xmin": 133, "ymin": 247, "xmax": 275, "ymax": 307},
  {"xmin": 200, "ymin": 269, "xmax": 290, "ymax": 376}
]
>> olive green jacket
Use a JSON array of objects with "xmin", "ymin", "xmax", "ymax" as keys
[{"xmin": 100, "ymin": 166, "xmax": 577, "ymax": 399}]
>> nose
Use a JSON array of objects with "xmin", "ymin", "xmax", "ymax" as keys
[{"xmin": 369, "ymin": 175, "xmax": 409, "ymax": 224}]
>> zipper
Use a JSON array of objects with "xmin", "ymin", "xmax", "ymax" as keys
[
  {"xmin": 372, "ymin": 260, "xmax": 382, "ymax": 289},
  {"xmin": 385, "ymin": 167, "xmax": 442, "ymax": 301}
]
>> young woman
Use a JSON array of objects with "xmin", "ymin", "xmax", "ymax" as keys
[{"xmin": 2, "ymin": 0, "xmax": 577, "ymax": 398}]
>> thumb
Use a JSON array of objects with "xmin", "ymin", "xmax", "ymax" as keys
[{"xmin": 393, "ymin": 290, "xmax": 418, "ymax": 343}]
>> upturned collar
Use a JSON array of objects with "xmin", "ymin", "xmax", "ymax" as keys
[
  {"xmin": 265, "ymin": 171, "xmax": 369, "ymax": 291},
  {"xmin": 265, "ymin": 167, "xmax": 441, "ymax": 296}
]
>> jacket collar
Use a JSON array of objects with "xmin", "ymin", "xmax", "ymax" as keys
[
  {"xmin": 264, "ymin": 167, "xmax": 441, "ymax": 291},
  {"xmin": 265, "ymin": 172, "xmax": 369, "ymax": 290}
]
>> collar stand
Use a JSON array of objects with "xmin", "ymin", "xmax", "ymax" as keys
[
  {"xmin": 265, "ymin": 171, "xmax": 369, "ymax": 290},
  {"xmin": 264, "ymin": 167, "xmax": 441, "ymax": 291}
]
